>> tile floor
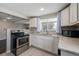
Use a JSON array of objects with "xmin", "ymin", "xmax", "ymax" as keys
[{"xmin": 0, "ymin": 47, "xmax": 53, "ymax": 56}]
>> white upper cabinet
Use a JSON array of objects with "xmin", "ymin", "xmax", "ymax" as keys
[
  {"xmin": 78, "ymin": 4, "xmax": 79, "ymax": 22},
  {"xmin": 61, "ymin": 6, "xmax": 70, "ymax": 26},
  {"xmin": 61, "ymin": 3, "xmax": 78, "ymax": 26},
  {"xmin": 70, "ymin": 3, "xmax": 77, "ymax": 24},
  {"xmin": 30, "ymin": 18, "xmax": 37, "ymax": 28}
]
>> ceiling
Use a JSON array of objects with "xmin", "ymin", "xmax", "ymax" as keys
[
  {"xmin": 0, "ymin": 12, "xmax": 27, "ymax": 21},
  {"xmin": 0, "ymin": 3, "xmax": 68, "ymax": 17},
  {"xmin": 0, "ymin": 12, "xmax": 29, "ymax": 24}
]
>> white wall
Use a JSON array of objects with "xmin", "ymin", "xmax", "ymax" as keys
[
  {"xmin": 39, "ymin": 13, "xmax": 57, "ymax": 19},
  {"xmin": 0, "ymin": 20, "xmax": 25, "ymax": 40},
  {"xmin": 0, "ymin": 20, "xmax": 26, "ymax": 53}
]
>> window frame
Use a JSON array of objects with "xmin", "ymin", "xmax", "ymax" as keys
[{"xmin": 40, "ymin": 17, "xmax": 57, "ymax": 32}]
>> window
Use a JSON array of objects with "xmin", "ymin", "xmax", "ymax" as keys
[
  {"xmin": 42, "ymin": 22, "xmax": 47, "ymax": 32},
  {"xmin": 40, "ymin": 18, "xmax": 57, "ymax": 32}
]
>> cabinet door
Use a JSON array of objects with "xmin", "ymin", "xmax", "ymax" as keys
[
  {"xmin": 70, "ymin": 3, "xmax": 77, "ymax": 24},
  {"xmin": 37, "ymin": 37, "xmax": 43, "ymax": 49},
  {"xmin": 43, "ymin": 37, "xmax": 54, "ymax": 52},
  {"xmin": 61, "ymin": 6, "xmax": 70, "ymax": 26},
  {"xmin": 30, "ymin": 36, "xmax": 36, "ymax": 46},
  {"xmin": 78, "ymin": 4, "xmax": 79, "ymax": 21},
  {"xmin": 34, "ymin": 39, "xmax": 41, "ymax": 47},
  {"xmin": 43, "ymin": 37, "xmax": 59, "ymax": 54},
  {"xmin": 31, "ymin": 35, "xmax": 43, "ymax": 48},
  {"xmin": 31, "ymin": 35, "xmax": 38, "ymax": 46}
]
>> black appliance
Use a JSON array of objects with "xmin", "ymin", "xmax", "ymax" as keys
[
  {"xmin": 11, "ymin": 32, "xmax": 29, "ymax": 56},
  {"xmin": 62, "ymin": 30, "xmax": 79, "ymax": 37}
]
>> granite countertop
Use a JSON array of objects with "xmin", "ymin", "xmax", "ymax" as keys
[
  {"xmin": 58, "ymin": 36, "xmax": 79, "ymax": 55},
  {"xmin": 30, "ymin": 33, "xmax": 61, "ymax": 38}
]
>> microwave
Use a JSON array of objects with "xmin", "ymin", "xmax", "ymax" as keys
[{"xmin": 62, "ymin": 30, "xmax": 79, "ymax": 37}]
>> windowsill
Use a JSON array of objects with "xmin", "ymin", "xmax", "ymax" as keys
[
  {"xmin": 31, "ymin": 31, "xmax": 61, "ymax": 38},
  {"xmin": 36, "ymin": 31, "xmax": 57, "ymax": 35}
]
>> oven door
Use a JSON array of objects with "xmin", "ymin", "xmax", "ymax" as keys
[{"xmin": 17, "ymin": 36, "xmax": 29, "ymax": 48}]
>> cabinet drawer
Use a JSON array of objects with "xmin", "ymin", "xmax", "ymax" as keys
[{"xmin": 16, "ymin": 45, "xmax": 29, "ymax": 55}]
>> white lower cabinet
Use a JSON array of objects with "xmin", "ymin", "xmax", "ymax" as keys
[
  {"xmin": 43, "ymin": 38, "xmax": 54, "ymax": 52},
  {"xmin": 30, "ymin": 35, "xmax": 59, "ymax": 55},
  {"xmin": 43, "ymin": 37, "xmax": 59, "ymax": 54},
  {"xmin": 31, "ymin": 36, "xmax": 38, "ymax": 47},
  {"xmin": 38, "ymin": 38, "xmax": 44, "ymax": 49}
]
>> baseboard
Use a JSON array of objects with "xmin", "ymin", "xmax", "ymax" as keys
[{"xmin": 31, "ymin": 45, "xmax": 58, "ymax": 56}]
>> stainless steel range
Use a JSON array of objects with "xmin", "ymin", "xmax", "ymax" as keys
[{"xmin": 11, "ymin": 32, "xmax": 29, "ymax": 56}]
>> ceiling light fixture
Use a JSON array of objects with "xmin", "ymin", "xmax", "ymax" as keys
[
  {"xmin": 3, "ymin": 19, "xmax": 7, "ymax": 21},
  {"xmin": 7, "ymin": 17, "xmax": 11, "ymax": 19},
  {"xmin": 40, "ymin": 8, "xmax": 44, "ymax": 11}
]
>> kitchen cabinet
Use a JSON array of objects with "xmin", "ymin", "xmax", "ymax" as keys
[
  {"xmin": 78, "ymin": 4, "xmax": 79, "ymax": 22},
  {"xmin": 29, "ymin": 18, "xmax": 37, "ymax": 28},
  {"xmin": 36, "ymin": 37, "xmax": 44, "ymax": 49},
  {"xmin": 70, "ymin": 3, "xmax": 77, "ymax": 24},
  {"xmin": 61, "ymin": 3, "xmax": 78, "ymax": 26},
  {"xmin": 43, "ymin": 37, "xmax": 59, "ymax": 54},
  {"xmin": 30, "ymin": 35, "xmax": 59, "ymax": 55},
  {"xmin": 30, "ymin": 35, "xmax": 38, "ymax": 47},
  {"xmin": 61, "ymin": 6, "xmax": 70, "ymax": 26},
  {"xmin": 30, "ymin": 35, "xmax": 43, "ymax": 49}
]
